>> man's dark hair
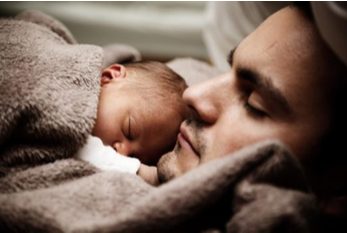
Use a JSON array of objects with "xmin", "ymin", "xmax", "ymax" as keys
[
  {"xmin": 291, "ymin": 2, "xmax": 313, "ymax": 20},
  {"xmin": 289, "ymin": 2, "xmax": 347, "ymax": 169}
]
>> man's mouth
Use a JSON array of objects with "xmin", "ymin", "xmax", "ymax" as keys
[{"xmin": 177, "ymin": 124, "xmax": 200, "ymax": 157}]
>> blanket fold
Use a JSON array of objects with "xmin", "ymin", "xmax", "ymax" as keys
[
  {"xmin": 15, "ymin": 10, "xmax": 78, "ymax": 45},
  {"xmin": 0, "ymin": 11, "xmax": 141, "ymax": 175},
  {"xmin": 0, "ymin": 14, "xmax": 103, "ymax": 174},
  {"xmin": 0, "ymin": 141, "xmax": 317, "ymax": 233}
]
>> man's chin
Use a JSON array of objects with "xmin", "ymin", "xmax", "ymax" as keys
[{"xmin": 157, "ymin": 150, "xmax": 180, "ymax": 184}]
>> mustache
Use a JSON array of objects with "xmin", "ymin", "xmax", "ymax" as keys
[
  {"xmin": 184, "ymin": 115, "xmax": 206, "ymax": 156},
  {"xmin": 186, "ymin": 115, "xmax": 204, "ymax": 129}
]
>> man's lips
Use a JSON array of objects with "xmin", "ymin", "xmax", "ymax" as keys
[{"xmin": 178, "ymin": 125, "xmax": 200, "ymax": 156}]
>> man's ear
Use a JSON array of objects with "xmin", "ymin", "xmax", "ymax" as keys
[{"xmin": 100, "ymin": 64, "xmax": 126, "ymax": 86}]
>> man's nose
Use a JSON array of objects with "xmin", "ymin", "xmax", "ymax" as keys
[
  {"xmin": 183, "ymin": 74, "xmax": 227, "ymax": 124},
  {"xmin": 113, "ymin": 141, "xmax": 132, "ymax": 156}
]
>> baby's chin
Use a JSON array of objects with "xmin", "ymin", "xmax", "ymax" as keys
[{"xmin": 157, "ymin": 150, "xmax": 180, "ymax": 184}]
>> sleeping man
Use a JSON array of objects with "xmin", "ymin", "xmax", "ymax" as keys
[
  {"xmin": 155, "ymin": 4, "xmax": 347, "ymax": 231},
  {"xmin": 0, "ymin": 3, "xmax": 346, "ymax": 233}
]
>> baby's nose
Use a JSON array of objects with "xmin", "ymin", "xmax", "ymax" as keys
[{"xmin": 113, "ymin": 141, "xmax": 132, "ymax": 156}]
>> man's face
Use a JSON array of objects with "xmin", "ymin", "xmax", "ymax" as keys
[
  {"xmin": 93, "ymin": 66, "xmax": 181, "ymax": 165},
  {"xmin": 158, "ymin": 7, "xmax": 336, "ymax": 180}
]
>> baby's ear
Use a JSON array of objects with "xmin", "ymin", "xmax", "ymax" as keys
[{"xmin": 100, "ymin": 64, "xmax": 126, "ymax": 86}]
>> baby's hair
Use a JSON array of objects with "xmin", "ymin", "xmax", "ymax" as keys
[
  {"xmin": 123, "ymin": 61, "xmax": 190, "ymax": 123},
  {"xmin": 123, "ymin": 61, "xmax": 187, "ymax": 94}
]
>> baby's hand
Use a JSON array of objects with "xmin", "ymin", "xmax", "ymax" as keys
[{"xmin": 137, "ymin": 164, "xmax": 159, "ymax": 186}]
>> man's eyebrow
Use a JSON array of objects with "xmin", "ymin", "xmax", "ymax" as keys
[
  {"xmin": 236, "ymin": 67, "xmax": 293, "ymax": 116},
  {"xmin": 227, "ymin": 47, "xmax": 237, "ymax": 67}
]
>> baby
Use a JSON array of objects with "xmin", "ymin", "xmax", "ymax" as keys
[{"xmin": 76, "ymin": 61, "xmax": 189, "ymax": 185}]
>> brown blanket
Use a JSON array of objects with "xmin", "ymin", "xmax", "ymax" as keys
[
  {"xmin": 0, "ymin": 11, "xmax": 317, "ymax": 232},
  {"xmin": 0, "ymin": 11, "xmax": 102, "ymax": 174},
  {"xmin": 0, "ymin": 141, "xmax": 317, "ymax": 233}
]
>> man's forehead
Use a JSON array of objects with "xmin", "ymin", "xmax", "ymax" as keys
[
  {"xmin": 234, "ymin": 8, "xmax": 324, "ymax": 73},
  {"xmin": 244, "ymin": 7, "xmax": 314, "ymax": 48}
]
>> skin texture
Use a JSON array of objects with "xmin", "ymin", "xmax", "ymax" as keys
[
  {"xmin": 92, "ymin": 64, "xmax": 182, "ymax": 165},
  {"xmin": 158, "ymin": 7, "xmax": 345, "ymax": 196}
]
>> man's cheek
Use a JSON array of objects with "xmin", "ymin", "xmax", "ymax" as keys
[{"xmin": 157, "ymin": 151, "xmax": 180, "ymax": 183}]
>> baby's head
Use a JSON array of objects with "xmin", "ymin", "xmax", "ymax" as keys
[{"xmin": 93, "ymin": 61, "xmax": 189, "ymax": 165}]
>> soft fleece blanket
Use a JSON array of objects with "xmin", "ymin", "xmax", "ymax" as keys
[{"xmin": 0, "ymin": 11, "xmax": 317, "ymax": 232}]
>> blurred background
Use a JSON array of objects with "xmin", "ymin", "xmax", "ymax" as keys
[
  {"xmin": 0, "ymin": 2, "xmax": 208, "ymax": 62},
  {"xmin": 0, "ymin": 2, "xmax": 289, "ymax": 70}
]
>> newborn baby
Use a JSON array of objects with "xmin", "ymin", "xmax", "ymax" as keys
[{"xmin": 76, "ymin": 61, "xmax": 189, "ymax": 185}]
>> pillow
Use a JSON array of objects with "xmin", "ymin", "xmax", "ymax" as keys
[{"xmin": 167, "ymin": 57, "xmax": 223, "ymax": 86}]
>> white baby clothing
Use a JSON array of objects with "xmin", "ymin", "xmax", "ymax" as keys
[{"xmin": 76, "ymin": 135, "xmax": 141, "ymax": 174}]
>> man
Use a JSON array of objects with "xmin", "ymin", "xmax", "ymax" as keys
[{"xmin": 158, "ymin": 3, "xmax": 347, "ymax": 226}]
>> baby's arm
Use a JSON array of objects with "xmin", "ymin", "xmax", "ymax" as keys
[
  {"xmin": 137, "ymin": 164, "xmax": 159, "ymax": 186},
  {"xmin": 76, "ymin": 136, "xmax": 159, "ymax": 185}
]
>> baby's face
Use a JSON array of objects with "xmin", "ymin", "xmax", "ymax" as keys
[{"xmin": 93, "ymin": 67, "xmax": 182, "ymax": 165}]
